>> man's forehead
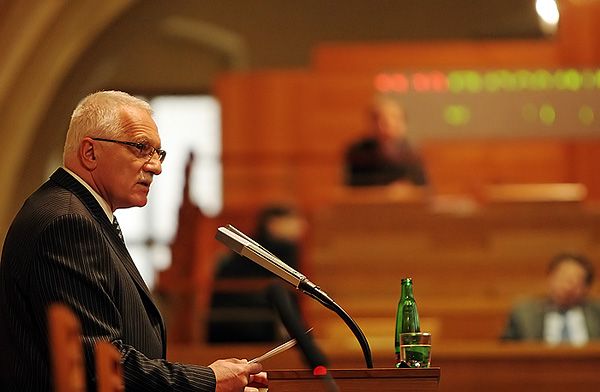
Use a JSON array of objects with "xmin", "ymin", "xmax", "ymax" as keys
[
  {"xmin": 119, "ymin": 106, "xmax": 153, "ymax": 122},
  {"xmin": 119, "ymin": 107, "xmax": 158, "ymax": 133},
  {"xmin": 553, "ymin": 259, "xmax": 587, "ymax": 275}
]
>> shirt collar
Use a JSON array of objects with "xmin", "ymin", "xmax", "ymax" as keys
[{"xmin": 62, "ymin": 166, "xmax": 113, "ymax": 222}]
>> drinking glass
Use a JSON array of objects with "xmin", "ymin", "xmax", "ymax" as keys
[{"xmin": 399, "ymin": 332, "xmax": 431, "ymax": 368}]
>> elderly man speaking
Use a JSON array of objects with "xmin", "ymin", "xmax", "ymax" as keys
[{"xmin": 0, "ymin": 91, "xmax": 267, "ymax": 392}]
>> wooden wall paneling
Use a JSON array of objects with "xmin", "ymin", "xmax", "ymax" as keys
[
  {"xmin": 421, "ymin": 139, "xmax": 584, "ymax": 197},
  {"xmin": 312, "ymin": 0, "xmax": 600, "ymax": 74},
  {"xmin": 217, "ymin": 69, "xmax": 395, "ymax": 212},
  {"xmin": 294, "ymin": 72, "xmax": 379, "ymax": 207},
  {"xmin": 484, "ymin": 139, "xmax": 573, "ymax": 184},
  {"xmin": 558, "ymin": 0, "xmax": 600, "ymax": 66},
  {"xmin": 217, "ymin": 71, "xmax": 308, "ymax": 153},
  {"xmin": 216, "ymin": 70, "xmax": 311, "ymax": 210},
  {"xmin": 572, "ymin": 140, "xmax": 600, "ymax": 201},
  {"xmin": 297, "ymin": 72, "xmax": 376, "ymax": 150},
  {"xmin": 305, "ymin": 199, "xmax": 600, "ymax": 343},
  {"xmin": 216, "ymin": 68, "xmax": 600, "ymax": 211},
  {"xmin": 221, "ymin": 154, "xmax": 295, "ymax": 208},
  {"xmin": 312, "ymin": 40, "xmax": 561, "ymax": 73},
  {"xmin": 420, "ymin": 140, "xmax": 490, "ymax": 195}
]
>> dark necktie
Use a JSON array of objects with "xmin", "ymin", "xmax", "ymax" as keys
[
  {"xmin": 561, "ymin": 313, "xmax": 570, "ymax": 342},
  {"xmin": 112, "ymin": 216, "xmax": 125, "ymax": 243}
]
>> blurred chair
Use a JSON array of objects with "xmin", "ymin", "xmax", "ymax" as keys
[
  {"xmin": 48, "ymin": 303, "xmax": 86, "ymax": 392},
  {"xmin": 95, "ymin": 340, "xmax": 124, "ymax": 392}
]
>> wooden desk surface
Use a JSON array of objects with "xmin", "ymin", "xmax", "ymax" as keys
[
  {"xmin": 168, "ymin": 341, "xmax": 600, "ymax": 392},
  {"xmin": 268, "ymin": 368, "xmax": 440, "ymax": 392},
  {"xmin": 433, "ymin": 342, "xmax": 600, "ymax": 392}
]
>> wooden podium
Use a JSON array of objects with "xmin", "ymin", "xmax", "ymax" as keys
[{"xmin": 267, "ymin": 368, "xmax": 441, "ymax": 391}]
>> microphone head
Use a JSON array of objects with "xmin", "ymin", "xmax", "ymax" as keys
[{"xmin": 266, "ymin": 283, "xmax": 329, "ymax": 369}]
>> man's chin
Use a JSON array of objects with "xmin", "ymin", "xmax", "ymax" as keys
[
  {"xmin": 130, "ymin": 196, "xmax": 148, "ymax": 208},
  {"xmin": 555, "ymin": 299, "xmax": 581, "ymax": 310}
]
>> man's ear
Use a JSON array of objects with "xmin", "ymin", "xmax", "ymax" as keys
[{"xmin": 80, "ymin": 138, "xmax": 97, "ymax": 170}]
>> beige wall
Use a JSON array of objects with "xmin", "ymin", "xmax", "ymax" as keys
[{"xmin": 0, "ymin": 0, "xmax": 134, "ymax": 238}]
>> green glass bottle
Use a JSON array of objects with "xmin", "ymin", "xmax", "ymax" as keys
[{"xmin": 395, "ymin": 277, "xmax": 420, "ymax": 366}]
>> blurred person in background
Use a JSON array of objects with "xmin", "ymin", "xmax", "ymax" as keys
[
  {"xmin": 502, "ymin": 252, "xmax": 600, "ymax": 345},
  {"xmin": 208, "ymin": 204, "xmax": 306, "ymax": 343},
  {"xmin": 344, "ymin": 95, "xmax": 427, "ymax": 187}
]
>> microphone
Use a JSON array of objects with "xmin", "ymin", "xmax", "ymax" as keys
[
  {"xmin": 215, "ymin": 225, "xmax": 307, "ymax": 287},
  {"xmin": 267, "ymin": 283, "xmax": 339, "ymax": 392},
  {"xmin": 216, "ymin": 225, "xmax": 373, "ymax": 368}
]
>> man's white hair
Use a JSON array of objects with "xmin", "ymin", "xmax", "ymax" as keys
[{"xmin": 62, "ymin": 90, "xmax": 152, "ymax": 163}]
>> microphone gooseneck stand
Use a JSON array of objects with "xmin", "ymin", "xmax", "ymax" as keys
[
  {"xmin": 215, "ymin": 225, "xmax": 374, "ymax": 369},
  {"xmin": 298, "ymin": 280, "xmax": 374, "ymax": 369},
  {"xmin": 267, "ymin": 283, "xmax": 339, "ymax": 392}
]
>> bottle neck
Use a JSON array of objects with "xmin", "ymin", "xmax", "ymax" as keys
[{"xmin": 400, "ymin": 280, "xmax": 414, "ymax": 300}]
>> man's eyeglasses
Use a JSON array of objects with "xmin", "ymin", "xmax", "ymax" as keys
[{"xmin": 91, "ymin": 137, "xmax": 166, "ymax": 163}]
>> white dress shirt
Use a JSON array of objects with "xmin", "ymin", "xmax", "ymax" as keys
[{"xmin": 544, "ymin": 307, "xmax": 589, "ymax": 346}]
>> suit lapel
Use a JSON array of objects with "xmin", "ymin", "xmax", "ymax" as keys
[
  {"xmin": 51, "ymin": 169, "xmax": 150, "ymax": 292},
  {"xmin": 530, "ymin": 300, "xmax": 548, "ymax": 339},
  {"xmin": 50, "ymin": 168, "xmax": 166, "ymax": 348},
  {"xmin": 103, "ymin": 233, "xmax": 167, "ymax": 352},
  {"xmin": 583, "ymin": 302, "xmax": 600, "ymax": 339}
]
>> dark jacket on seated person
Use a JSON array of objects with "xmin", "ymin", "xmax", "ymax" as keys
[
  {"xmin": 344, "ymin": 137, "xmax": 427, "ymax": 186},
  {"xmin": 208, "ymin": 238, "xmax": 299, "ymax": 343}
]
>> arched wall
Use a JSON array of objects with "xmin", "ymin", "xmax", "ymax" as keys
[{"xmin": 0, "ymin": 0, "xmax": 135, "ymax": 236}]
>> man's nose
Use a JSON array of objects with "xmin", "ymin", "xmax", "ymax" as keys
[{"xmin": 144, "ymin": 156, "xmax": 162, "ymax": 175}]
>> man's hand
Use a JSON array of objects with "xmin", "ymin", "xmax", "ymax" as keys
[{"xmin": 209, "ymin": 358, "xmax": 268, "ymax": 392}]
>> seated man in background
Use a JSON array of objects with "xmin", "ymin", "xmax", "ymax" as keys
[
  {"xmin": 344, "ymin": 95, "xmax": 427, "ymax": 187},
  {"xmin": 502, "ymin": 252, "xmax": 600, "ymax": 345},
  {"xmin": 208, "ymin": 204, "xmax": 306, "ymax": 343}
]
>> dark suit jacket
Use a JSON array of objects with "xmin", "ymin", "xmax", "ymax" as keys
[
  {"xmin": 344, "ymin": 137, "xmax": 427, "ymax": 186},
  {"xmin": 0, "ymin": 168, "xmax": 216, "ymax": 391},
  {"xmin": 501, "ymin": 298, "xmax": 600, "ymax": 341}
]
